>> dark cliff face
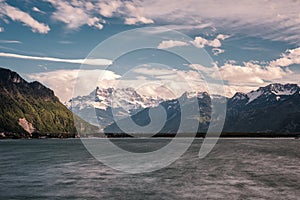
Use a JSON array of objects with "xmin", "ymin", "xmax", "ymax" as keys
[
  {"xmin": 0, "ymin": 68, "xmax": 25, "ymax": 85},
  {"xmin": 223, "ymin": 83, "xmax": 300, "ymax": 134},
  {"xmin": 0, "ymin": 68, "xmax": 57, "ymax": 102},
  {"xmin": 0, "ymin": 67, "xmax": 77, "ymax": 137}
]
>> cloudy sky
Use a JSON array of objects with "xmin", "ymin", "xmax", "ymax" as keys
[{"xmin": 1, "ymin": 0, "xmax": 300, "ymax": 101}]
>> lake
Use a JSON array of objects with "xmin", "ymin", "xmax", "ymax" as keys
[{"xmin": 0, "ymin": 138, "xmax": 299, "ymax": 199}]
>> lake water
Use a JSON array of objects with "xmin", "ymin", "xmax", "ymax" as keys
[{"xmin": 0, "ymin": 139, "xmax": 299, "ymax": 199}]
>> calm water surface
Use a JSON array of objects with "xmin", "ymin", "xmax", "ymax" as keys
[{"xmin": 0, "ymin": 139, "xmax": 299, "ymax": 199}]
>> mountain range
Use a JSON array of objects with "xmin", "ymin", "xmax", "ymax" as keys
[
  {"xmin": 1, "ymin": 67, "xmax": 300, "ymax": 138},
  {"xmin": 223, "ymin": 83, "xmax": 300, "ymax": 135},
  {"xmin": 68, "ymin": 87, "xmax": 165, "ymax": 130},
  {"xmin": 103, "ymin": 83, "xmax": 300, "ymax": 136},
  {"xmin": 0, "ymin": 67, "xmax": 97, "ymax": 139}
]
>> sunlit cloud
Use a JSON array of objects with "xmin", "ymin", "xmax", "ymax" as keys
[
  {"xmin": 26, "ymin": 46, "xmax": 300, "ymax": 101},
  {"xmin": 216, "ymin": 62, "xmax": 290, "ymax": 85},
  {"xmin": 0, "ymin": 1, "xmax": 50, "ymax": 34},
  {"xmin": 157, "ymin": 40, "xmax": 189, "ymax": 49},
  {"xmin": 270, "ymin": 47, "xmax": 300, "ymax": 67},
  {"xmin": 27, "ymin": 69, "xmax": 120, "ymax": 102},
  {"xmin": 46, "ymin": 0, "xmax": 104, "ymax": 30},
  {"xmin": 189, "ymin": 47, "xmax": 300, "ymax": 96},
  {"xmin": 136, "ymin": 0, "xmax": 300, "ymax": 43},
  {"xmin": 192, "ymin": 34, "xmax": 230, "ymax": 49},
  {"xmin": 45, "ymin": 0, "xmax": 153, "ymax": 31}
]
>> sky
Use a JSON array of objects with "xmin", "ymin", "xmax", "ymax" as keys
[{"xmin": 0, "ymin": 0, "xmax": 300, "ymax": 102}]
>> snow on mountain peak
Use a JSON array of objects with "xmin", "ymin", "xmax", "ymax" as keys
[
  {"xmin": 69, "ymin": 87, "xmax": 213, "ymax": 113},
  {"xmin": 232, "ymin": 92, "xmax": 247, "ymax": 101},
  {"xmin": 268, "ymin": 83, "xmax": 298, "ymax": 95},
  {"xmin": 186, "ymin": 91, "xmax": 208, "ymax": 99},
  {"xmin": 246, "ymin": 90, "xmax": 263, "ymax": 104},
  {"xmin": 245, "ymin": 83, "xmax": 299, "ymax": 104},
  {"xmin": 72, "ymin": 87, "xmax": 165, "ymax": 112}
]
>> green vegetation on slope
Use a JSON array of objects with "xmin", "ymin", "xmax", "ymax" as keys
[{"xmin": 0, "ymin": 67, "xmax": 98, "ymax": 138}]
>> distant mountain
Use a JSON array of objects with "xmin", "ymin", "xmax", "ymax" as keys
[
  {"xmin": 0, "ymin": 67, "xmax": 97, "ymax": 138},
  {"xmin": 68, "ymin": 87, "xmax": 165, "ymax": 129},
  {"xmin": 104, "ymin": 92, "xmax": 212, "ymax": 136},
  {"xmin": 104, "ymin": 83, "xmax": 300, "ymax": 136},
  {"xmin": 224, "ymin": 83, "xmax": 300, "ymax": 134}
]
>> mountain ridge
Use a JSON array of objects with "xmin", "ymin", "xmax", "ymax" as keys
[
  {"xmin": 0, "ymin": 67, "xmax": 97, "ymax": 138},
  {"xmin": 104, "ymin": 83, "xmax": 300, "ymax": 136},
  {"xmin": 2, "ymin": 66, "xmax": 299, "ymax": 138}
]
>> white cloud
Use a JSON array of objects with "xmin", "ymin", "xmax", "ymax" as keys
[
  {"xmin": 128, "ymin": 0, "xmax": 300, "ymax": 43},
  {"xmin": 46, "ymin": 0, "xmax": 104, "ymax": 30},
  {"xmin": 216, "ymin": 62, "xmax": 290, "ymax": 85},
  {"xmin": 45, "ymin": 0, "xmax": 154, "ymax": 31},
  {"xmin": 192, "ymin": 35, "xmax": 227, "ymax": 48},
  {"xmin": 133, "ymin": 68, "xmax": 177, "ymax": 76},
  {"xmin": 212, "ymin": 48, "xmax": 225, "ymax": 56},
  {"xmin": 192, "ymin": 37, "xmax": 209, "ymax": 48},
  {"xmin": 209, "ymin": 39, "xmax": 222, "ymax": 48},
  {"xmin": 189, "ymin": 61, "xmax": 294, "ymax": 97},
  {"xmin": 98, "ymin": 0, "xmax": 122, "ymax": 17},
  {"xmin": 270, "ymin": 47, "xmax": 300, "ymax": 67},
  {"xmin": 184, "ymin": 61, "xmax": 281, "ymax": 97},
  {"xmin": 85, "ymin": 2, "xmax": 95, "ymax": 11},
  {"xmin": 27, "ymin": 69, "xmax": 120, "ymax": 102},
  {"xmin": 123, "ymin": 1, "xmax": 154, "ymax": 25},
  {"xmin": 157, "ymin": 40, "xmax": 189, "ymax": 49},
  {"xmin": 24, "ymin": 46, "xmax": 300, "ymax": 100},
  {"xmin": 124, "ymin": 17, "xmax": 153, "ymax": 25},
  {"xmin": 223, "ymin": 85, "xmax": 259, "ymax": 98},
  {"xmin": 93, "ymin": 23, "xmax": 103, "ymax": 30},
  {"xmin": 1, "ymin": 0, "xmax": 300, "ymax": 43},
  {"xmin": 164, "ymin": 23, "xmax": 213, "ymax": 31},
  {"xmin": 188, "ymin": 63, "xmax": 218, "ymax": 74},
  {"xmin": 188, "ymin": 47, "xmax": 300, "ymax": 96},
  {"xmin": 0, "ymin": 40, "xmax": 22, "ymax": 44},
  {"xmin": 131, "ymin": 67, "xmax": 207, "ymax": 97},
  {"xmin": 0, "ymin": 27, "xmax": 3, "ymax": 32},
  {"xmin": 0, "ymin": 52, "xmax": 112, "ymax": 66},
  {"xmin": 0, "ymin": 2, "xmax": 50, "ymax": 34},
  {"xmin": 32, "ymin": 7, "xmax": 46, "ymax": 14},
  {"xmin": 216, "ymin": 34, "xmax": 230, "ymax": 40},
  {"xmin": 191, "ymin": 34, "xmax": 229, "ymax": 55}
]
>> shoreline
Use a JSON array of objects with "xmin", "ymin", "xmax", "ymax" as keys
[
  {"xmin": 1, "ymin": 131, "xmax": 299, "ymax": 140},
  {"xmin": 1, "ymin": 136, "xmax": 299, "ymax": 140}
]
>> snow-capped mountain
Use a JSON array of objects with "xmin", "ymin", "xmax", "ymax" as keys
[
  {"xmin": 225, "ymin": 83, "xmax": 300, "ymax": 134},
  {"xmin": 68, "ymin": 87, "xmax": 209, "ymax": 129},
  {"xmin": 68, "ymin": 87, "xmax": 166, "ymax": 128},
  {"xmin": 186, "ymin": 91, "xmax": 209, "ymax": 99},
  {"xmin": 104, "ymin": 91, "xmax": 212, "ymax": 135},
  {"xmin": 229, "ymin": 83, "xmax": 300, "ymax": 105},
  {"xmin": 106, "ymin": 83, "xmax": 300, "ymax": 136},
  {"xmin": 68, "ymin": 83, "xmax": 300, "ymax": 135},
  {"xmin": 70, "ymin": 87, "xmax": 164, "ymax": 112}
]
